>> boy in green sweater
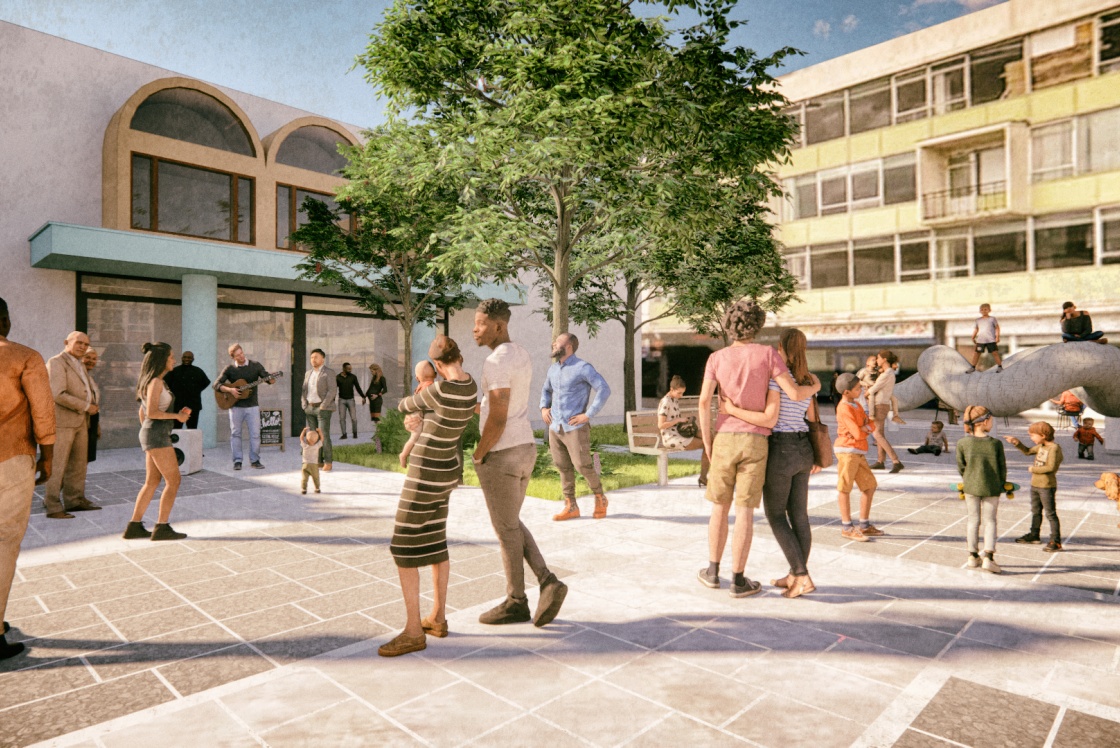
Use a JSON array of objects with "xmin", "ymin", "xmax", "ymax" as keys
[
  {"xmin": 957, "ymin": 406, "xmax": 1006, "ymax": 573},
  {"xmin": 1005, "ymin": 422, "xmax": 1064, "ymax": 552}
]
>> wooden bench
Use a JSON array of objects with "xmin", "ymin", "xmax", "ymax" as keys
[{"xmin": 626, "ymin": 396, "xmax": 710, "ymax": 486}]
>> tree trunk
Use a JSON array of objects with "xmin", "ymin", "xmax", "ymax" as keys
[
  {"xmin": 623, "ymin": 277, "xmax": 639, "ymax": 414},
  {"xmin": 400, "ymin": 317, "xmax": 413, "ymax": 396},
  {"xmin": 551, "ymin": 254, "xmax": 570, "ymax": 339}
]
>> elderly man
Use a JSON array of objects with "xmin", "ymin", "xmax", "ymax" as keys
[
  {"xmin": 44, "ymin": 332, "xmax": 101, "ymax": 518},
  {"xmin": 164, "ymin": 350, "xmax": 210, "ymax": 430},
  {"xmin": 0, "ymin": 297, "xmax": 55, "ymax": 660},
  {"xmin": 301, "ymin": 348, "xmax": 337, "ymax": 471},
  {"xmin": 540, "ymin": 333, "xmax": 611, "ymax": 521}
]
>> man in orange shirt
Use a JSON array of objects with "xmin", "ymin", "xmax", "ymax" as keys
[
  {"xmin": 0, "ymin": 297, "xmax": 56, "ymax": 660},
  {"xmin": 1051, "ymin": 390, "xmax": 1085, "ymax": 429}
]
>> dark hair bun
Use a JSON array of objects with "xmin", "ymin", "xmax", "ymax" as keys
[{"xmin": 142, "ymin": 342, "xmax": 154, "ymax": 354}]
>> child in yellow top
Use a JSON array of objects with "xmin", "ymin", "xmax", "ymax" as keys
[{"xmin": 1005, "ymin": 422, "xmax": 1064, "ymax": 552}]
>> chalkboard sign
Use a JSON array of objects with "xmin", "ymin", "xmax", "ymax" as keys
[{"xmin": 260, "ymin": 409, "xmax": 285, "ymax": 451}]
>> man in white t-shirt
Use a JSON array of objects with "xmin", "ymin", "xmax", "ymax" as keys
[
  {"xmin": 967, "ymin": 303, "xmax": 1003, "ymax": 373},
  {"xmin": 472, "ymin": 299, "xmax": 567, "ymax": 627}
]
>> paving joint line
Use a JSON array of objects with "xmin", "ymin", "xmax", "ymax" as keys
[
  {"xmin": 1031, "ymin": 512, "xmax": 1091, "ymax": 583},
  {"xmin": 150, "ymin": 667, "xmax": 183, "ymax": 700},
  {"xmin": 89, "ymin": 604, "xmax": 129, "ymax": 644},
  {"xmin": 312, "ymin": 667, "xmax": 440, "ymax": 748}
]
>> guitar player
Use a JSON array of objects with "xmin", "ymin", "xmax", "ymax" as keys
[{"xmin": 213, "ymin": 343, "xmax": 275, "ymax": 470}]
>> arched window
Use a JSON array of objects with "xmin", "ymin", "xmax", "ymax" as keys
[
  {"xmin": 275, "ymin": 126, "xmax": 349, "ymax": 175},
  {"xmin": 131, "ymin": 88, "xmax": 255, "ymax": 156}
]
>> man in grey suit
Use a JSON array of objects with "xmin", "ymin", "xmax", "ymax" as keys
[
  {"xmin": 301, "ymin": 348, "xmax": 338, "ymax": 471},
  {"xmin": 44, "ymin": 332, "xmax": 102, "ymax": 518}
]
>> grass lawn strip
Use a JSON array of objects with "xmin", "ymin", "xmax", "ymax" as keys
[{"xmin": 333, "ymin": 442, "xmax": 699, "ymax": 501}]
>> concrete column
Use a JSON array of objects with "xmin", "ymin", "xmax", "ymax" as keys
[
  {"xmin": 182, "ymin": 274, "xmax": 218, "ymax": 449},
  {"xmin": 411, "ymin": 320, "xmax": 438, "ymax": 390}
]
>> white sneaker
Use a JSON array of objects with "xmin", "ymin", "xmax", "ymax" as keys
[
  {"xmin": 982, "ymin": 556, "xmax": 1001, "ymax": 574},
  {"xmin": 966, "ymin": 555, "xmax": 981, "ymax": 568}
]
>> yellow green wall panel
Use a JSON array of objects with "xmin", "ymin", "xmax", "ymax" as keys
[
  {"xmin": 1028, "ymin": 86, "xmax": 1078, "ymax": 123},
  {"xmin": 806, "ymin": 214, "xmax": 852, "ymax": 244},
  {"xmin": 777, "ymin": 221, "xmax": 810, "ymax": 247},
  {"xmin": 931, "ymin": 106, "xmax": 990, "ymax": 137},
  {"xmin": 1031, "ymin": 175, "xmax": 1105, "ymax": 213}
]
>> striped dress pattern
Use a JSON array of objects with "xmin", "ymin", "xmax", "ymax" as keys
[{"xmin": 390, "ymin": 376, "xmax": 478, "ymax": 568}]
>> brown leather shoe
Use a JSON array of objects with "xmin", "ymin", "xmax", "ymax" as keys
[
  {"xmin": 552, "ymin": 500, "xmax": 580, "ymax": 521},
  {"xmin": 593, "ymin": 493, "xmax": 608, "ymax": 519},
  {"xmin": 69, "ymin": 502, "xmax": 102, "ymax": 512},
  {"xmin": 46, "ymin": 512, "xmax": 75, "ymax": 519},
  {"xmin": 421, "ymin": 616, "xmax": 448, "ymax": 638},
  {"xmin": 323, "ymin": 463, "xmax": 333, "ymax": 472},
  {"xmin": 377, "ymin": 631, "xmax": 426, "ymax": 657}
]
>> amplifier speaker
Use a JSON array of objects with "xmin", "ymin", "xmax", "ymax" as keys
[{"xmin": 170, "ymin": 429, "xmax": 203, "ymax": 474}]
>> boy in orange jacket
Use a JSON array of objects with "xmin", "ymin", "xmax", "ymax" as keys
[{"xmin": 833, "ymin": 373, "xmax": 882, "ymax": 542}]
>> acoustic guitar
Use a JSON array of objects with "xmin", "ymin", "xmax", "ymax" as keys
[{"xmin": 215, "ymin": 371, "xmax": 284, "ymax": 410}]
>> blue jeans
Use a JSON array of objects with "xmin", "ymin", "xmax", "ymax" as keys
[
  {"xmin": 1062, "ymin": 331, "xmax": 1104, "ymax": 342},
  {"xmin": 229, "ymin": 406, "xmax": 260, "ymax": 464}
]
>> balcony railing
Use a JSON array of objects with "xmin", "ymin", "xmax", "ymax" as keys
[{"xmin": 922, "ymin": 181, "xmax": 1007, "ymax": 221}]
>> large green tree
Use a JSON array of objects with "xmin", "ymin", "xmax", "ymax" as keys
[
  {"xmin": 291, "ymin": 123, "xmax": 470, "ymax": 394},
  {"xmin": 357, "ymin": 0, "xmax": 798, "ymax": 341}
]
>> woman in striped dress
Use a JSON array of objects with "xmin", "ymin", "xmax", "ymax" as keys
[{"xmin": 379, "ymin": 335, "xmax": 478, "ymax": 657}]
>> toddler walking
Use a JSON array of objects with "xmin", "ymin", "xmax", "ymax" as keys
[
  {"xmin": 1006, "ymin": 422, "xmax": 1064, "ymax": 552},
  {"xmin": 956, "ymin": 406, "xmax": 1006, "ymax": 573},
  {"xmin": 399, "ymin": 360, "xmax": 437, "ymax": 468},
  {"xmin": 909, "ymin": 420, "xmax": 948, "ymax": 456},
  {"xmin": 300, "ymin": 427, "xmax": 323, "ymax": 494},
  {"xmin": 1073, "ymin": 417, "xmax": 1104, "ymax": 460}
]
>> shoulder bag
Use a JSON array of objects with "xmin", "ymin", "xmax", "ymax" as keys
[{"xmin": 806, "ymin": 396, "xmax": 834, "ymax": 469}]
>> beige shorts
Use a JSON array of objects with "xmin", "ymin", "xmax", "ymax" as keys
[
  {"xmin": 706, "ymin": 432, "xmax": 768, "ymax": 508},
  {"xmin": 837, "ymin": 453, "xmax": 877, "ymax": 494}
]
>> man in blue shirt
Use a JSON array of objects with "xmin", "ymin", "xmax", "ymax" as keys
[{"xmin": 540, "ymin": 333, "xmax": 611, "ymax": 521}]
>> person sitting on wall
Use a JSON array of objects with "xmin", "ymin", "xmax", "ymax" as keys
[{"xmin": 1060, "ymin": 302, "xmax": 1107, "ymax": 344}]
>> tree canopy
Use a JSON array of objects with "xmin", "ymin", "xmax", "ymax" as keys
[
  {"xmin": 291, "ymin": 123, "xmax": 471, "ymax": 393},
  {"xmin": 357, "ymin": 0, "xmax": 799, "ymax": 341}
]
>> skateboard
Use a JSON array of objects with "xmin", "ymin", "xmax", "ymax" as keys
[{"xmin": 951, "ymin": 482, "xmax": 1019, "ymax": 500}]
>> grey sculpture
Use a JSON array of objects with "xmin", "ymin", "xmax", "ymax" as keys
[{"xmin": 894, "ymin": 344, "xmax": 1120, "ymax": 417}]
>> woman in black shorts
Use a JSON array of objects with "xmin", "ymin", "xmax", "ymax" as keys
[
  {"xmin": 367, "ymin": 364, "xmax": 388, "ymax": 447},
  {"xmin": 123, "ymin": 342, "xmax": 191, "ymax": 541}
]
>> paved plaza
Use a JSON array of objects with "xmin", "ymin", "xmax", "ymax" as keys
[{"xmin": 3, "ymin": 416, "xmax": 1120, "ymax": 747}]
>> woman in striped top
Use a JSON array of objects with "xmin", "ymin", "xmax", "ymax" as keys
[
  {"xmin": 721, "ymin": 328, "xmax": 820, "ymax": 599},
  {"xmin": 379, "ymin": 335, "xmax": 478, "ymax": 658}
]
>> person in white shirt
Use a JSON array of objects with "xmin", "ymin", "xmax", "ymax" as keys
[
  {"xmin": 43, "ymin": 332, "xmax": 101, "ymax": 517},
  {"xmin": 967, "ymin": 303, "xmax": 1003, "ymax": 373},
  {"xmin": 471, "ymin": 299, "xmax": 567, "ymax": 628}
]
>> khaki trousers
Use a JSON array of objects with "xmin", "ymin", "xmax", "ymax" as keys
[
  {"xmin": 475, "ymin": 444, "xmax": 549, "ymax": 604},
  {"xmin": 548, "ymin": 425, "xmax": 603, "ymax": 500},
  {"xmin": 301, "ymin": 463, "xmax": 320, "ymax": 490},
  {"xmin": 43, "ymin": 423, "xmax": 88, "ymax": 514},
  {"xmin": 0, "ymin": 456, "xmax": 35, "ymax": 624}
]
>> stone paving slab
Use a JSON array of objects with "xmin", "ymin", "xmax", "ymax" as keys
[
  {"xmin": 31, "ymin": 470, "xmax": 260, "ymax": 514},
  {"xmin": 3, "ymin": 437, "xmax": 1120, "ymax": 747}
]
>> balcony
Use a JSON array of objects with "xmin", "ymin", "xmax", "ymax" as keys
[
  {"xmin": 917, "ymin": 122, "xmax": 1029, "ymax": 227},
  {"xmin": 922, "ymin": 181, "xmax": 1007, "ymax": 221}
]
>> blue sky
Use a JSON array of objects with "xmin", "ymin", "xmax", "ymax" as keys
[{"xmin": 0, "ymin": 0, "xmax": 1007, "ymax": 128}]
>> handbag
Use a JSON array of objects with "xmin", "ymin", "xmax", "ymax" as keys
[
  {"xmin": 805, "ymin": 396, "xmax": 834, "ymax": 469},
  {"xmin": 677, "ymin": 416, "xmax": 699, "ymax": 439}
]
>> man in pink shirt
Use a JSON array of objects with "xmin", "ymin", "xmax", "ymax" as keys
[{"xmin": 697, "ymin": 300, "xmax": 819, "ymax": 598}]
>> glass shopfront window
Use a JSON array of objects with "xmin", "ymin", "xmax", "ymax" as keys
[
  {"xmin": 305, "ymin": 314, "xmax": 403, "ymax": 404},
  {"xmin": 85, "ymin": 298, "xmax": 182, "ymax": 449},
  {"xmin": 214, "ymin": 308, "xmax": 293, "ymax": 443}
]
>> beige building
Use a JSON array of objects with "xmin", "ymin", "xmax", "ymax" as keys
[{"xmin": 644, "ymin": 0, "xmax": 1120, "ymax": 397}]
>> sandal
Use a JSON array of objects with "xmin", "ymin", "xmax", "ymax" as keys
[
  {"xmin": 781, "ymin": 575, "xmax": 816, "ymax": 599},
  {"xmin": 377, "ymin": 631, "xmax": 426, "ymax": 657},
  {"xmin": 421, "ymin": 616, "xmax": 448, "ymax": 638},
  {"xmin": 771, "ymin": 574, "xmax": 793, "ymax": 589}
]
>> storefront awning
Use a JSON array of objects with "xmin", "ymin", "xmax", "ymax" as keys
[{"xmin": 29, "ymin": 222, "xmax": 523, "ymax": 304}]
